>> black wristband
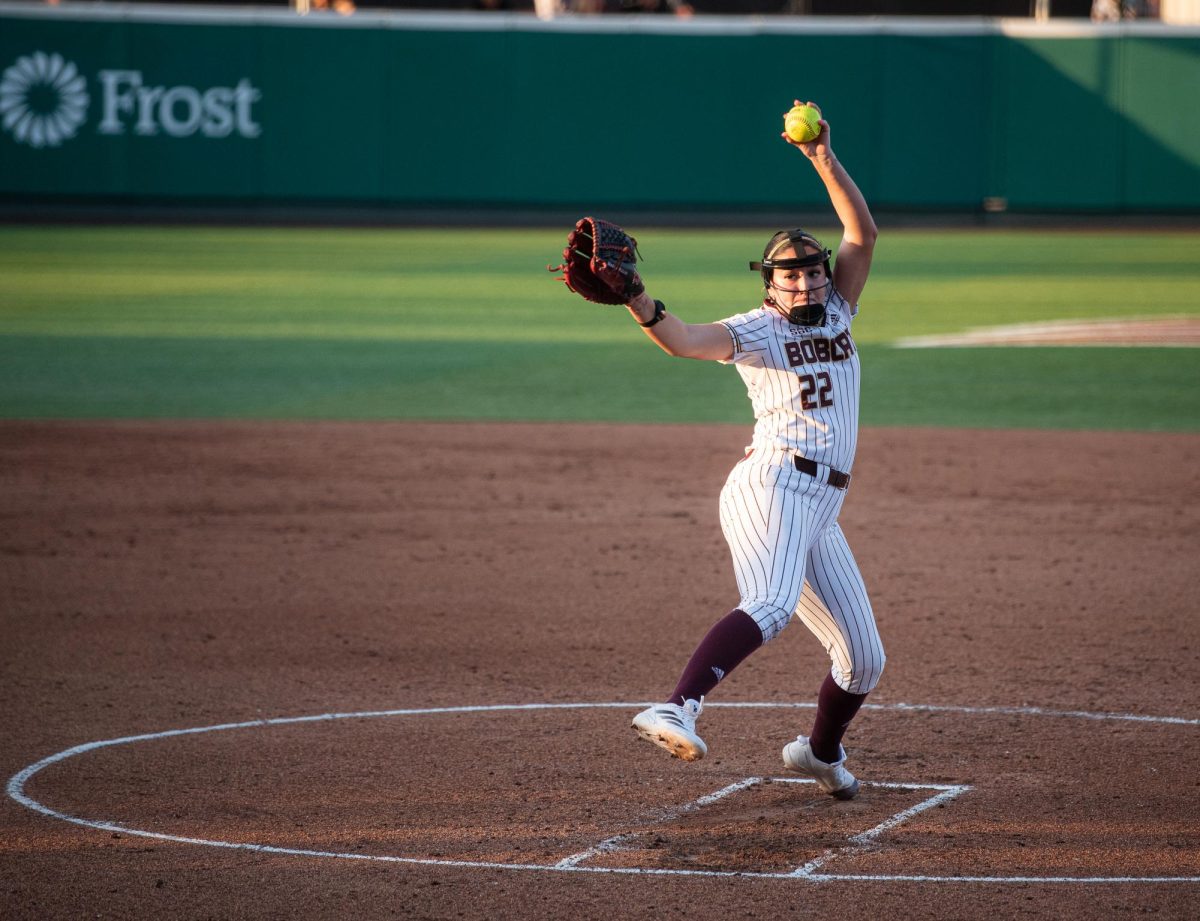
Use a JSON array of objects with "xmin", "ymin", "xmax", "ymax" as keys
[{"xmin": 638, "ymin": 299, "xmax": 667, "ymax": 328}]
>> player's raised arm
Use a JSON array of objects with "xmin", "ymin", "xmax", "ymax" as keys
[
  {"xmin": 782, "ymin": 101, "xmax": 877, "ymax": 308},
  {"xmin": 622, "ymin": 291, "xmax": 734, "ymax": 361}
]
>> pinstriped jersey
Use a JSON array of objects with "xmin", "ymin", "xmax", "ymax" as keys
[{"xmin": 718, "ymin": 291, "xmax": 860, "ymax": 473}]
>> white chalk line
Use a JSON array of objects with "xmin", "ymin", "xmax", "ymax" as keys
[
  {"xmin": 7, "ymin": 700, "xmax": 1199, "ymax": 885},
  {"xmin": 738, "ymin": 700, "xmax": 1200, "ymax": 726},
  {"xmin": 558, "ymin": 777, "xmax": 971, "ymax": 878},
  {"xmin": 790, "ymin": 782, "xmax": 971, "ymax": 879},
  {"xmin": 555, "ymin": 777, "xmax": 762, "ymax": 869}
]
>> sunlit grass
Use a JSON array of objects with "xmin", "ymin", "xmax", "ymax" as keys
[{"xmin": 0, "ymin": 225, "xmax": 1196, "ymax": 429}]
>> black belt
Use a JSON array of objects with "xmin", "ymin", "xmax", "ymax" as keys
[{"xmin": 794, "ymin": 455, "xmax": 851, "ymax": 490}]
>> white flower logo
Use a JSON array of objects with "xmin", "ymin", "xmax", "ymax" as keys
[{"xmin": 1, "ymin": 51, "xmax": 89, "ymax": 149}]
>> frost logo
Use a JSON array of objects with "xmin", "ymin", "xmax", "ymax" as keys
[
  {"xmin": 0, "ymin": 51, "xmax": 88, "ymax": 148},
  {"xmin": 98, "ymin": 71, "xmax": 261, "ymax": 138}
]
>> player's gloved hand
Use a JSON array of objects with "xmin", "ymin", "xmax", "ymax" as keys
[{"xmin": 548, "ymin": 216, "xmax": 645, "ymax": 305}]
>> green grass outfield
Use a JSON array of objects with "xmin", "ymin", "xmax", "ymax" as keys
[{"xmin": 1, "ymin": 225, "xmax": 1197, "ymax": 431}]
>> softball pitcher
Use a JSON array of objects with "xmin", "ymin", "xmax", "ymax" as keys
[{"xmin": 553, "ymin": 101, "xmax": 883, "ymax": 799}]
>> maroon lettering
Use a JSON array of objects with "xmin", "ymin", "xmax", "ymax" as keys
[
  {"xmin": 798, "ymin": 371, "xmax": 835, "ymax": 410},
  {"xmin": 816, "ymin": 370, "xmax": 833, "ymax": 406},
  {"xmin": 799, "ymin": 375, "xmax": 816, "ymax": 409},
  {"xmin": 833, "ymin": 331, "xmax": 855, "ymax": 359},
  {"xmin": 787, "ymin": 334, "xmax": 856, "ymax": 367}
]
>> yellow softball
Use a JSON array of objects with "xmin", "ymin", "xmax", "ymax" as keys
[{"xmin": 784, "ymin": 104, "xmax": 822, "ymax": 143}]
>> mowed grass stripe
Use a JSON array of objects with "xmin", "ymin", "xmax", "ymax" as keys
[
  {"xmin": 0, "ymin": 226, "xmax": 1197, "ymax": 429},
  {"xmin": 1, "ymin": 336, "xmax": 1196, "ymax": 431}
]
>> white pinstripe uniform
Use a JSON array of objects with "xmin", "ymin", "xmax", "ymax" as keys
[{"xmin": 716, "ymin": 289, "xmax": 885, "ymax": 695}]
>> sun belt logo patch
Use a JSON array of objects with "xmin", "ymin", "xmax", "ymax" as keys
[{"xmin": 0, "ymin": 51, "xmax": 89, "ymax": 148}]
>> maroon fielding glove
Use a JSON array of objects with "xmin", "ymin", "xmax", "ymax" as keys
[{"xmin": 548, "ymin": 216, "xmax": 645, "ymax": 305}]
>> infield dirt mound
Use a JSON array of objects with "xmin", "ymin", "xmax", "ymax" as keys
[{"xmin": 1, "ymin": 421, "xmax": 1198, "ymax": 919}]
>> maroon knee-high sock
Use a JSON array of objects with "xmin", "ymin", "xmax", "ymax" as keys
[
  {"xmin": 667, "ymin": 609, "xmax": 763, "ymax": 706},
  {"xmin": 808, "ymin": 672, "xmax": 868, "ymax": 764}
]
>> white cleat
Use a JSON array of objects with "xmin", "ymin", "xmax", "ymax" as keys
[
  {"xmin": 782, "ymin": 735, "xmax": 860, "ymax": 800},
  {"xmin": 631, "ymin": 698, "xmax": 707, "ymax": 762}
]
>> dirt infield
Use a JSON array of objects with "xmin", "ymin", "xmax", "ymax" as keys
[
  {"xmin": 2, "ymin": 421, "xmax": 1198, "ymax": 919},
  {"xmin": 895, "ymin": 315, "xmax": 1200, "ymax": 348}
]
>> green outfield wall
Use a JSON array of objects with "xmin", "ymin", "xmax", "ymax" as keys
[{"xmin": 1, "ymin": 7, "xmax": 1198, "ymax": 213}]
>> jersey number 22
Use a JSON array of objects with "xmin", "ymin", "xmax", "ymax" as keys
[{"xmin": 799, "ymin": 371, "xmax": 833, "ymax": 410}]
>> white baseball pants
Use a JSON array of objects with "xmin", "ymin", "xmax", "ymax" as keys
[{"xmin": 718, "ymin": 453, "xmax": 885, "ymax": 695}]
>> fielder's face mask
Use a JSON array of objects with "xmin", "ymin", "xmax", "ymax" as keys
[{"xmin": 749, "ymin": 229, "xmax": 833, "ymax": 327}]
